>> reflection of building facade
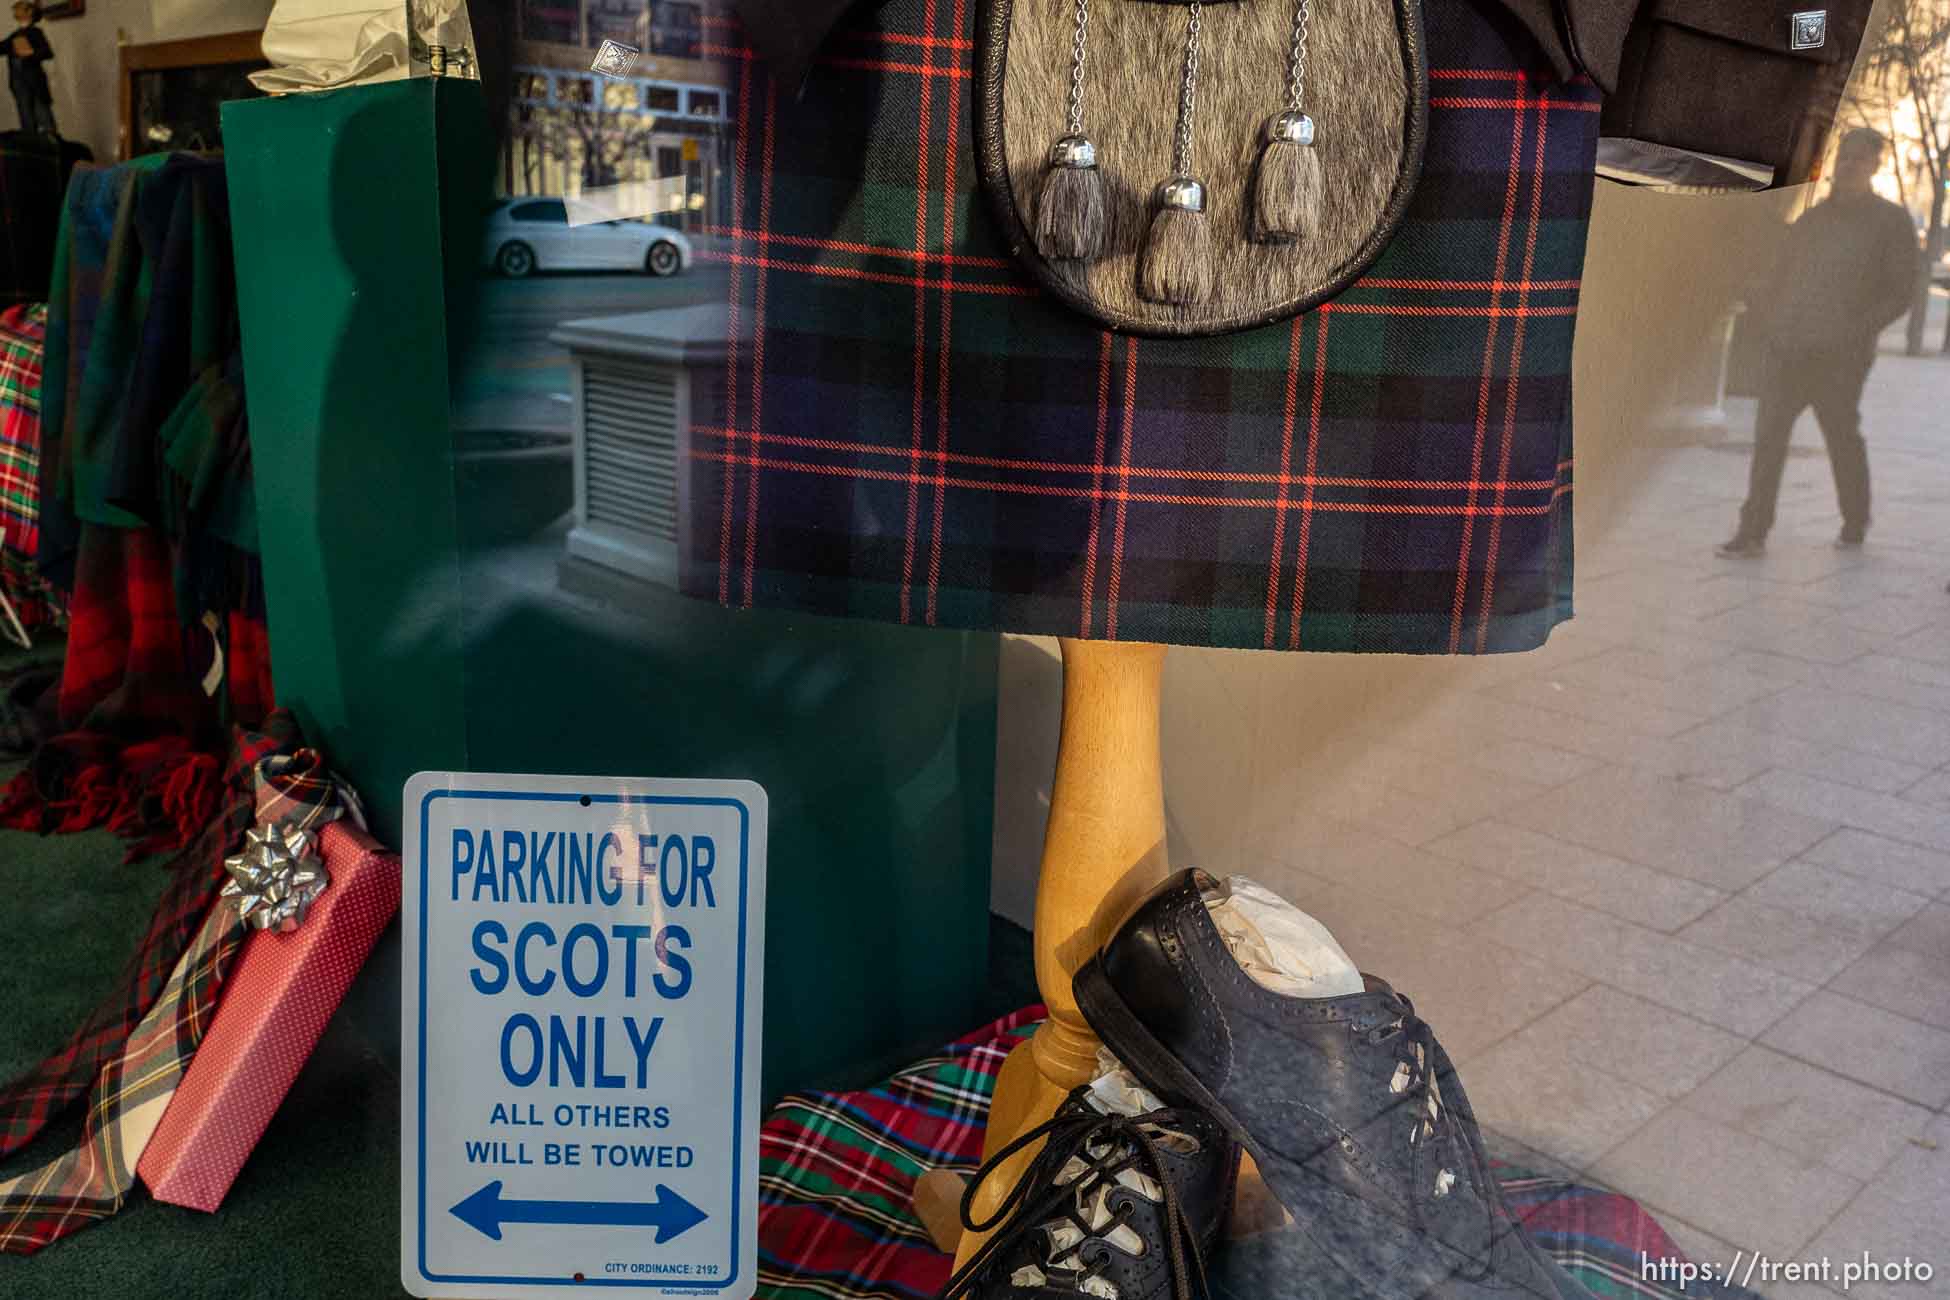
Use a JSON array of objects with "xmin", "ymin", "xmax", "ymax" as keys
[
  {"xmin": 506, "ymin": 1, "xmax": 728, "ymax": 230},
  {"xmin": 521, "ymin": 0, "xmax": 703, "ymax": 55}
]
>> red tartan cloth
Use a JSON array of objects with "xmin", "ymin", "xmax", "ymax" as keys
[
  {"xmin": 55, "ymin": 526, "xmax": 197, "ymax": 732},
  {"xmin": 0, "ymin": 301, "xmax": 63, "ymax": 629},
  {"xmin": 754, "ymin": 1011, "xmax": 1757, "ymax": 1300},
  {"xmin": 0, "ymin": 523, "xmax": 275, "ymax": 857}
]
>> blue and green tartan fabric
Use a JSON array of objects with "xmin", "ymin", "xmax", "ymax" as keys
[
  {"xmin": 753, "ymin": 1011, "xmax": 1762, "ymax": 1300},
  {"xmin": 695, "ymin": 0, "xmax": 1596, "ymax": 653}
]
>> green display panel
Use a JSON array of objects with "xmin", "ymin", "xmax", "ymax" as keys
[{"xmin": 223, "ymin": 78, "xmax": 997, "ymax": 1102}]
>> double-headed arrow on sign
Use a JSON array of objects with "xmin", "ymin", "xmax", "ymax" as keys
[{"xmin": 450, "ymin": 1179, "xmax": 709, "ymax": 1243}]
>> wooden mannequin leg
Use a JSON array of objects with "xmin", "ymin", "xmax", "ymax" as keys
[{"xmin": 950, "ymin": 637, "xmax": 1170, "ymax": 1272}]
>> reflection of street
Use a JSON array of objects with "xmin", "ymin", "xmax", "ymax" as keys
[{"xmin": 454, "ymin": 264, "xmax": 726, "ymax": 434}]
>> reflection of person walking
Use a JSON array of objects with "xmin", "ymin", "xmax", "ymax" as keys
[
  {"xmin": 1720, "ymin": 128, "xmax": 1916, "ymax": 557},
  {"xmin": 5, "ymin": 0, "xmax": 56, "ymax": 136}
]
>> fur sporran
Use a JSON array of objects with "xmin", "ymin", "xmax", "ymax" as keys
[{"xmin": 977, "ymin": 0, "xmax": 1427, "ymax": 337}]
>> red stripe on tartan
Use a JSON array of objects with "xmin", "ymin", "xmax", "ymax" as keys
[
  {"xmin": 1357, "ymin": 277, "xmax": 1579, "ymax": 292},
  {"xmin": 757, "ymin": 1132, "xmax": 915, "ymax": 1206},
  {"xmin": 926, "ymin": 0, "xmax": 970, "ymax": 628},
  {"xmin": 1431, "ymin": 96, "xmax": 1599, "ymax": 111},
  {"xmin": 1079, "ymin": 332, "xmax": 1112, "ymax": 638},
  {"xmin": 1106, "ymin": 338, "xmax": 1139, "ymax": 640},
  {"xmin": 697, "ymin": 249, "xmax": 1036, "ymax": 295},
  {"xmin": 697, "ymin": 451, "xmax": 1569, "ymax": 515},
  {"xmin": 871, "ymin": 30, "xmax": 975, "ymax": 51},
  {"xmin": 820, "ymin": 56, "xmax": 973, "ymax": 78},
  {"xmin": 702, "ymin": 251, "xmax": 1572, "ymax": 306},
  {"xmin": 1476, "ymin": 89, "xmax": 1553, "ymax": 653},
  {"xmin": 1289, "ymin": 309, "xmax": 1332, "ymax": 650},
  {"xmin": 741, "ymin": 79, "xmax": 780, "ymax": 610},
  {"xmin": 1429, "ymin": 68, "xmax": 1528, "ymax": 80},
  {"xmin": 1325, "ymin": 302, "xmax": 1576, "ymax": 318},
  {"xmin": 897, "ymin": 0, "xmax": 941, "ymax": 627},
  {"xmin": 1449, "ymin": 75, "xmax": 1529, "ymax": 653},
  {"xmin": 693, "ymin": 428, "xmax": 1566, "ymax": 493},
  {"xmin": 718, "ymin": 49, "xmax": 757, "ymax": 605},
  {"xmin": 1264, "ymin": 317, "xmax": 1304, "ymax": 649},
  {"xmin": 699, "ymin": 226, "xmax": 1015, "ymax": 270}
]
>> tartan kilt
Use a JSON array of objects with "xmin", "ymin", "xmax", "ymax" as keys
[{"xmin": 695, "ymin": 0, "xmax": 1600, "ymax": 654}]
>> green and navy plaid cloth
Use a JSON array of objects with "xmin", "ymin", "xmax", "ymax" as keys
[
  {"xmin": 694, "ymin": 0, "xmax": 1595, "ymax": 653},
  {"xmin": 754, "ymin": 1010, "xmax": 1761, "ymax": 1300}
]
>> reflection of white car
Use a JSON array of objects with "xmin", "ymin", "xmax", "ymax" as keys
[{"xmin": 483, "ymin": 198, "xmax": 693, "ymax": 277}]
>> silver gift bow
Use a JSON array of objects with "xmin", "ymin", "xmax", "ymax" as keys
[{"xmin": 220, "ymin": 823, "xmax": 329, "ymax": 933}]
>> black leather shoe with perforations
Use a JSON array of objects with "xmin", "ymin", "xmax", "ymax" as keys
[
  {"xmin": 938, "ymin": 1086, "xmax": 1240, "ymax": 1300},
  {"xmin": 1076, "ymin": 869, "xmax": 1593, "ymax": 1299}
]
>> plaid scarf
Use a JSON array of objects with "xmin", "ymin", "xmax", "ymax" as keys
[
  {"xmin": 0, "ymin": 725, "xmax": 359, "ymax": 1253},
  {"xmin": 0, "ymin": 901, "xmax": 246, "ymax": 1253},
  {"xmin": 0, "ymin": 711, "xmax": 297, "ymax": 1161}
]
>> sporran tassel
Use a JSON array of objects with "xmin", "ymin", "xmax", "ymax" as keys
[
  {"xmin": 1251, "ymin": 0, "xmax": 1322, "ymax": 243},
  {"xmin": 1037, "ymin": 136, "xmax": 1108, "ymax": 261},
  {"xmin": 1035, "ymin": 0, "xmax": 1108, "ymax": 262},
  {"xmin": 1138, "ymin": 179, "xmax": 1215, "ymax": 306},
  {"xmin": 1252, "ymin": 111, "xmax": 1321, "ymax": 242},
  {"xmin": 1138, "ymin": 1, "xmax": 1214, "ymax": 306}
]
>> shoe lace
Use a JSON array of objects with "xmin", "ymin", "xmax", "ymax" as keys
[
  {"xmin": 1367, "ymin": 996, "xmax": 1500, "ymax": 1281},
  {"xmin": 938, "ymin": 1092, "xmax": 1213, "ymax": 1300}
]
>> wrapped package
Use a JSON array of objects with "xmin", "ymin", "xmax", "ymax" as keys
[{"xmin": 136, "ymin": 821, "xmax": 400, "ymax": 1211}]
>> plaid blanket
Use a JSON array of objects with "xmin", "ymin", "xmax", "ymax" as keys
[
  {"xmin": 756, "ymin": 1011, "xmax": 1760, "ymax": 1300},
  {"xmin": 694, "ymin": 0, "xmax": 1593, "ymax": 653},
  {"xmin": 0, "ymin": 301, "xmax": 63, "ymax": 629}
]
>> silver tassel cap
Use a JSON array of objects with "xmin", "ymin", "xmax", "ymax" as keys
[
  {"xmin": 1138, "ymin": 176, "xmax": 1214, "ymax": 307},
  {"xmin": 1251, "ymin": 110, "xmax": 1322, "ymax": 243},
  {"xmin": 1035, "ymin": 134, "xmax": 1109, "ymax": 262}
]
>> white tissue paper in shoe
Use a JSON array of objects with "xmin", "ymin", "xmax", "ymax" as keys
[
  {"xmin": 1088, "ymin": 875, "xmax": 1362, "ymax": 1114},
  {"xmin": 1204, "ymin": 876, "xmax": 1364, "ymax": 1000}
]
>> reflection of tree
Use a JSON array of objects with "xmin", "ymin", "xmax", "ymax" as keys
[
  {"xmin": 1851, "ymin": 0, "xmax": 1950, "ymax": 354},
  {"xmin": 567, "ymin": 94, "xmax": 654, "ymax": 189},
  {"xmin": 512, "ymin": 96, "xmax": 541, "ymax": 193},
  {"xmin": 508, "ymin": 95, "xmax": 654, "ymax": 192}
]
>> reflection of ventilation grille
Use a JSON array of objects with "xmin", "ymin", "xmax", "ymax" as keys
[
  {"xmin": 560, "ymin": 303, "xmax": 726, "ymax": 590},
  {"xmin": 582, "ymin": 362, "xmax": 679, "ymax": 544}
]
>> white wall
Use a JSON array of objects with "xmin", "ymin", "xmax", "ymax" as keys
[{"xmin": 2, "ymin": 0, "xmax": 272, "ymax": 160}]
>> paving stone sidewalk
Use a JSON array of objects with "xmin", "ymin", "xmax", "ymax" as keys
[{"xmin": 1243, "ymin": 310, "xmax": 1950, "ymax": 1298}]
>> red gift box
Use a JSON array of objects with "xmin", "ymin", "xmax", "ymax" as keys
[{"xmin": 137, "ymin": 820, "xmax": 400, "ymax": 1211}]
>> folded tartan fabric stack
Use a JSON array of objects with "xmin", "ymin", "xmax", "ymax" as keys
[{"xmin": 0, "ymin": 720, "xmax": 399, "ymax": 1252}]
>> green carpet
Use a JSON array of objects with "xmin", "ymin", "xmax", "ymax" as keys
[{"xmin": 0, "ymin": 630, "xmax": 1035, "ymax": 1298}]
